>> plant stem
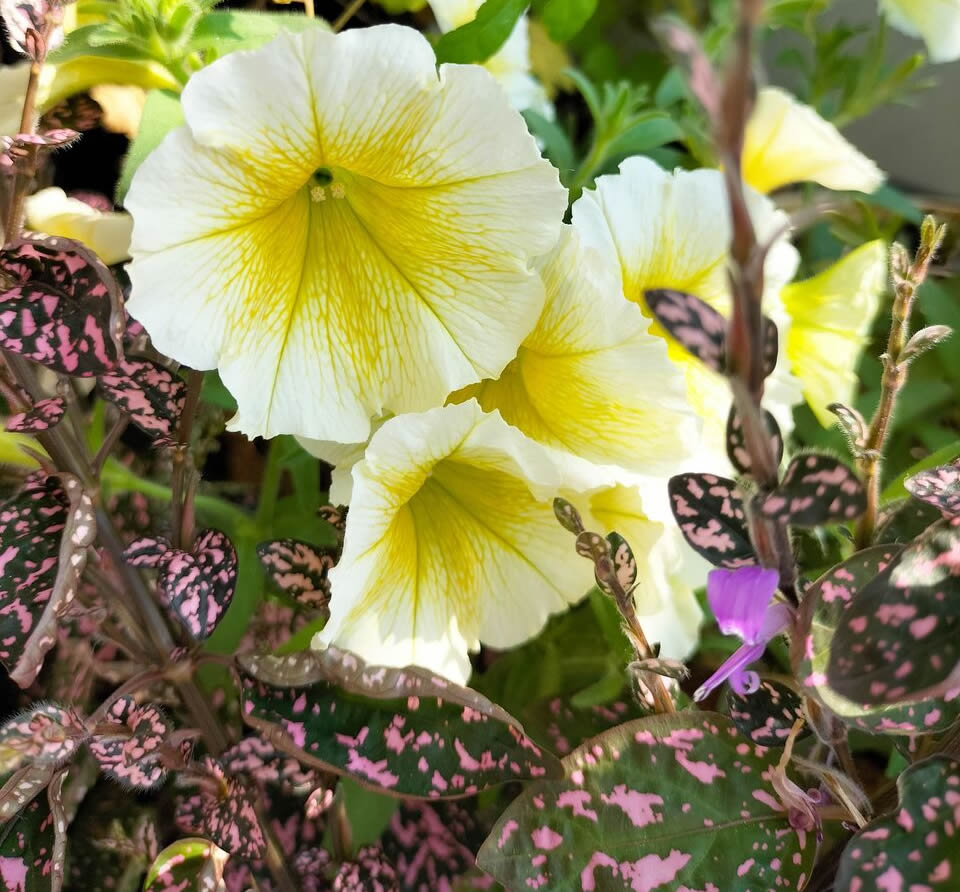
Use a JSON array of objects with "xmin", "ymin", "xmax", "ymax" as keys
[
  {"xmin": 332, "ymin": 0, "xmax": 366, "ymax": 32},
  {"xmin": 171, "ymin": 369, "xmax": 204, "ymax": 549},
  {"xmin": 854, "ymin": 223, "xmax": 943, "ymax": 547},
  {"xmin": 255, "ymin": 439, "xmax": 285, "ymax": 530}
]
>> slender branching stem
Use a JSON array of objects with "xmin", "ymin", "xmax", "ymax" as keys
[{"xmin": 854, "ymin": 221, "xmax": 945, "ymax": 547}]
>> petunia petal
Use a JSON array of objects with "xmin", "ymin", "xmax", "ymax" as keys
[
  {"xmin": 707, "ymin": 566, "xmax": 780, "ymax": 644},
  {"xmin": 880, "ymin": 0, "xmax": 960, "ymax": 63},
  {"xmin": 24, "ymin": 187, "xmax": 132, "ymax": 265},
  {"xmin": 460, "ymin": 225, "xmax": 699, "ymax": 474},
  {"xmin": 571, "ymin": 156, "xmax": 801, "ymax": 462},
  {"xmin": 742, "ymin": 87, "xmax": 884, "ymax": 194},
  {"xmin": 317, "ymin": 400, "xmax": 606, "ymax": 682},
  {"xmin": 127, "ymin": 25, "xmax": 565, "ymax": 442},
  {"xmin": 782, "ymin": 240, "xmax": 887, "ymax": 425}
]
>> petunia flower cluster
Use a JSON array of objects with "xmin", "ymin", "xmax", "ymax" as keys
[{"xmin": 123, "ymin": 24, "xmax": 888, "ymax": 682}]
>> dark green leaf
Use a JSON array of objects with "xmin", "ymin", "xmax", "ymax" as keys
[
  {"xmin": 836, "ymin": 756, "xmax": 960, "ymax": 890},
  {"xmin": 433, "ymin": 0, "xmax": 529, "ymax": 64},
  {"xmin": 727, "ymin": 679, "xmax": 809, "ymax": 746},
  {"xmin": 238, "ymin": 647, "xmax": 561, "ymax": 797},
  {"xmin": 829, "ymin": 520, "xmax": 960, "ymax": 705},
  {"xmin": 477, "ymin": 712, "xmax": 817, "ymax": 891},
  {"xmin": 799, "ymin": 545, "xmax": 960, "ymax": 734}
]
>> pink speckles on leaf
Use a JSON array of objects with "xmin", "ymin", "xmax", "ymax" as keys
[
  {"xmin": 837, "ymin": 757, "xmax": 960, "ymax": 891},
  {"xmin": 478, "ymin": 712, "xmax": 815, "ymax": 891},
  {"xmin": 761, "ymin": 454, "xmax": 866, "ymax": 527},
  {"xmin": 123, "ymin": 528, "xmax": 237, "ymax": 641},
  {"xmin": 237, "ymin": 648, "xmax": 560, "ymax": 798},
  {"xmin": 668, "ymin": 474, "xmax": 755, "ymax": 569},
  {"xmin": 905, "ymin": 462, "xmax": 960, "ymax": 518},
  {"xmin": 5, "ymin": 397, "xmax": 65, "ymax": 433},
  {"xmin": 0, "ymin": 236, "xmax": 122, "ymax": 376},
  {"xmin": 257, "ymin": 538, "xmax": 337, "ymax": 613},
  {"xmin": 97, "ymin": 359, "xmax": 186, "ymax": 443}
]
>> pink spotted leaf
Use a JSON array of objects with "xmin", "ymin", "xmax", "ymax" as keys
[
  {"xmin": 160, "ymin": 529, "xmax": 237, "ymax": 640},
  {"xmin": 0, "ymin": 779, "xmax": 55, "ymax": 886},
  {"xmin": 727, "ymin": 679, "xmax": 809, "ymax": 747},
  {"xmin": 477, "ymin": 711, "xmax": 817, "ymax": 891},
  {"xmin": 0, "ymin": 236, "xmax": 123, "ymax": 376},
  {"xmin": 333, "ymin": 844, "xmax": 399, "ymax": 891},
  {"xmin": 828, "ymin": 402, "xmax": 868, "ymax": 452},
  {"xmin": 88, "ymin": 696, "xmax": 172, "ymax": 790},
  {"xmin": 256, "ymin": 538, "xmax": 336, "ymax": 611},
  {"xmin": 381, "ymin": 802, "xmax": 485, "ymax": 892},
  {"xmin": 0, "ymin": 704, "xmax": 86, "ymax": 774},
  {"xmin": 760, "ymin": 453, "xmax": 866, "ymax": 527},
  {"xmin": 237, "ymin": 647, "xmax": 562, "ymax": 798},
  {"xmin": 144, "ymin": 837, "xmax": 229, "ymax": 892},
  {"xmin": 0, "ymin": 473, "xmax": 96, "ymax": 688},
  {"xmin": 905, "ymin": 461, "xmax": 960, "ymax": 518},
  {"xmin": 174, "ymin": 757, "xmax": 265, "ymax": 860},
  {"xmin": 553, "ymin": 497, "xmax": 585, "ymax": 535},
  {"xmin": 828, "ymin": 519, "xmax": 960, "ymax": 706},
  {"xmin": 798, "ymin": 545, "xmax": 960, "ymax": 735},
  {"xmin": 668, "ymin": 473, "xmax": 755, "ymax": 568},
  {"xmin": 122, "ymin": 535, "xmax": 172, "ymax": 569},
  {"xmin": 5, "ymin": 397, "xmax": 66, "ymax": 433},
  {"xmin": 220, "ymin": 735, "xmax": 318, "ymax": 796},
  {"xmin": 726, "ymin": 405, "xmax": 783, "ymax": 476},
  {"xmin": 645, "ymin": 288, "xmax": 727, "ymax": 373},
  {"xmin": 0, "ymin": 761, "xmax": 55, "ymax": 822},
  {"xmin": 645, "ymin": 288, "xmax": 780, "ymax": 377},
  {"xmin": 97, "ymin": 359, "xmax": 187, "ymax": 442},
  {"xmin": 836, "ymin": 756, "xmax": 960, "ymax": 890}
]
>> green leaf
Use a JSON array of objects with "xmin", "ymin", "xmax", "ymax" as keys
[
  {"xmin": 828, "ymin": 523, "xmax": 960, "ymax": 706},
  {"xmin": 799, "ymin": 545, "xmax": 960, "ymax": 734},
  {"xmin": 433, "ymin": 0, "xmax": 530, "ymax": 64},
  {"xmin": 477, "ymin": 712, "xmax": 817, "ymax": 891},
  {"xmin": 200, "ymin": 371, "xmax": 237, "ymax": 412},
  {"xmin": 48, "ymin": 24, "xmax": 155, "ymax": 63},
  {"xmin": 521, "ymin": 110, "xmax": 576, "ymax": 181},
  {"xmin": 837, "ymin": 756, "xmax": 960, "ymax": 890},
  {"xmin": 881, "ymin": 438, "xmax": 960, "ymax": 502},
  {"xmin": 238, "ymin": 647, "xmax": 562, "ymax": 797},
  {"xmin": 116, "ymin": 89, "xmax": 185, "ymax": 203},
  {"xmin": 536, "ymin": 0, "xmax": 597, "ymax": 42},
  {"xmin": 187, "ymin": 9, "xmax": 329, "ymax": 56},
  {"xmin": 144, "ymin": 838, "xmax": 229, "ymax": 892}
]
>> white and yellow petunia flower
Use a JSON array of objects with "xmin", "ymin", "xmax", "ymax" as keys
[
  {"xmin": 25, "ymin": 188, "xmax": 133, "ymax": 265},
  {"xmin": 588, "ymin": 485, "xmax": 706, "ymax": 659},
  {"xmin": 782, "ymin": 240, "xmax": 887, "ymax": 426},
  {"xmin": 427, "ymin": 0, "xmax": 552, "ymax": 117},
  {"xmin": 879, "ymin": 0, "xmax": 960, "ymax": 63},
  {"xmin": 303, "ymin": 225, "xmax": 700, "ymax": 498},
  {"xmin": 454, "ymin": 224, "xmax": 699, "ymax": 475},
  {"xmin": 570, "ymin": 156, "xmax": 802, "ymax": 464},
  {"xmin": 125, "ymin": 25, "xmax": 566, "ymax": 443},
  {"xmin": 742, "ymin": 87, "xmax": 885, "ymax": 195},
  {"xmin": 317, "ymin": 399, "xmax": 609, "ymax": 683}
]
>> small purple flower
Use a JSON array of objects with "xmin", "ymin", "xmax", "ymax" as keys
[{"xmin": 694, "ymin": 566, "xmax": 792, "ymax": 702}]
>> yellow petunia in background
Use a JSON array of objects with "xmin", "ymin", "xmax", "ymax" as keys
[
  {"xmin": 742, "ymin": 87, "xmax": 885, "ymax": 195},
  {"xmin": 125, "ymin": 24, "xmax": 566, "ymax": 443},
  {"xmin": 783, "ymin": 240, "xmax": 888, "ymax": 426},
  {"xmin": 570, "ymin": 156, "xmax": 802, "ymax": 465}
]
